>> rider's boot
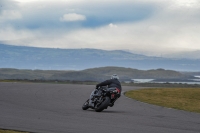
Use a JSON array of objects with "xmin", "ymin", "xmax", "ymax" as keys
[
  {"xmin": 109, "ymin": 103, "xmax": 114, "ymax": 107},
  {"xmin": 89, "ymin": 100, "xmax": 94, "ymax": 108}
]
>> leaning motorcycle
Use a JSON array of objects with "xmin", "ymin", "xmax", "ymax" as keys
[{"xmin": 82, "ymin": 86, "xmax": 120, "ymax": 112}]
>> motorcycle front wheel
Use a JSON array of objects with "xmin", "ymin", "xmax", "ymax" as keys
[
  {"xmin": 82, "ymin": 99, "xmax": 89, "ymax": 110},
  {"xmin": 95, "ymin": 97, "xmax": 110, "ymax": 112}
]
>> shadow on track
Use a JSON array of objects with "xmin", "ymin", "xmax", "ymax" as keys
[{"xmin": 83, "ymin": 109, "xmax": 126, "ymax": 114}]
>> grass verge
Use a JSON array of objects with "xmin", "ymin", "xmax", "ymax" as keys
[
  {"xmin": 125, "ymin": 88, "xmax": 200, "ymax": 113},
  {"xmin": 0, "ymin": 129, "xmax": 28, "ymax": 133}
]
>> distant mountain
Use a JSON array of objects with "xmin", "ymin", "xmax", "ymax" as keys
[
  {"xmin": 0, "ymin": 44, "xmax": 200, "ymax": 71},
  {"xmin": 0, "ymin": 67, "xmax": 193, "ymax": 81},
  {"xmin": 164, "ymin": 50, "xmax": 200, "ymax": 59}
]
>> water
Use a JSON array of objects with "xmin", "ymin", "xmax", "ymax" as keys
[
  {"xmin": 131, "ymin": 78, "xmax": 200, "ymax": 85},
  {"xmin": 153, "ymin": 81, "xmax": 200, "ymax": 85}
]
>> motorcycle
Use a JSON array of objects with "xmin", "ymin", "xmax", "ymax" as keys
[{"xmin": 82, "ymin": 86, "xmax": 120, "ymax": 112}]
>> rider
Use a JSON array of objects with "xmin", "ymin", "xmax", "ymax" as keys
[{"xmin": 89, "ymin": 74, "xmax": 122, "ymax": 107}]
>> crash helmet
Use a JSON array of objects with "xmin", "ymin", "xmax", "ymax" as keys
[{"xmin": 111, "ymin": 74, "xmax": 119, "ymax": 80}]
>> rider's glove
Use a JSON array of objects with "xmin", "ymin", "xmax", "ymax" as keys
[{"xmin": 96, "ymin": 85, "xmax": 99, "ymax": 89}]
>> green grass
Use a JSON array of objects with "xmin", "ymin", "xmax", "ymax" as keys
[
  {"xmin": 125, "ymin": 88, "xmax": 200, "ymax": 113},
  {"xmin": 0, "ymin": 129, "xmax": 28, "ymax": 133}
]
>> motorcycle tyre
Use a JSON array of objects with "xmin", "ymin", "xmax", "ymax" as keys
[
  {"xmin": 95, "ymin": 97, "xmax": 110, "ymax": 112},
  {"xmin": 82, "ymin": 99, "xmax": 89, "ymax": 110}
]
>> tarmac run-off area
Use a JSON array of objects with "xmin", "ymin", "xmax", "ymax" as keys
[{"xmin": 0, "ymin": 82, "xmax": 200, "ymax": 133}]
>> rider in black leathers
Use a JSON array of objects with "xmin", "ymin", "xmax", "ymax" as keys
[{"xmin": 89, "ymin": 74, "xmax": 122, "ymax": 107}]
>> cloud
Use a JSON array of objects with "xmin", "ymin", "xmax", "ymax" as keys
[
  {"xmin": 173, "ymin": 0, "xmax": 200, "ymax": 8},
  {"xmin": 1, "ymin": 0, "xmax": 200, "ymax": 59},
  {"xmin": 60, "ymin": 13, "xmax": 86, "ymax": 22},
  {"xmin": 1, "ymin": 0, "xmax": 156, "ymax": 29},
  {"xmin": 0, "ymin": 0, "xmax": 20, "ymax": 16},
  {"xmin": 0, "ymin": 0, "xmax": 22, "ymax": 22},
  {"xmin": 0, "ymin": 10, "xmax": 22, "ymax": 21},
  {"xmin": 109, "ymin": 23, "xmax": 117, "ymax": 28}
]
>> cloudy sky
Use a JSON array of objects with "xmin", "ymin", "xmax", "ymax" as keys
[{"xmin": 0, "ymin": 0, "xmax": 200, "ymax": 57}]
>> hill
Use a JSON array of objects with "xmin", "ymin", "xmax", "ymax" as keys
[
  {"xmin": 1, "ymin": 44, "xmax": 200, "ymax": 71},
  {"xmin": 0, "ymin": 67, "xmax": 193, "ymax": 82}
]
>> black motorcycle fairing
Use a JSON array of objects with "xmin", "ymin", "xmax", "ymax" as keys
[{"xmin": 82, "ymin": 86, "xmax": 120, "ymax": 112}]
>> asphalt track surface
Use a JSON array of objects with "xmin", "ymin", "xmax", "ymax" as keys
[{"xmin": 0, "ymin": 83, "xmax": 200, "ymax": 133}]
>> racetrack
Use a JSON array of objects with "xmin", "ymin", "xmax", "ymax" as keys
[{"xmin": 0, "ymin": 83, "xmax": 200, "ymax": 133}]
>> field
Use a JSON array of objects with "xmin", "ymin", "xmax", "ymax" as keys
[{"xmin": 125, "ymin": 88, "xmax": 200, "ymax": 113}]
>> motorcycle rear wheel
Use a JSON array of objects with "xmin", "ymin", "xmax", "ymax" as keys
[
  {"xmin": 82, "ymin": 99, "xmax": 89, "ymax": 110},
  {"xmin": 95, "ymin": 97, "xmax": 110, "ymax": 112}
]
